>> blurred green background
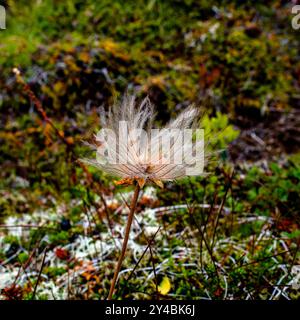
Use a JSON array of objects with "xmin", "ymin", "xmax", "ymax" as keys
[{"xmin": 0, "ymin": 0, "xmax": 299, "ymax": 300}]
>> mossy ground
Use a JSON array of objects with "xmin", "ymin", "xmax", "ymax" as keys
[{"xmin": 0, "ymin": 0, "xmax": 299, "ymax": 300}]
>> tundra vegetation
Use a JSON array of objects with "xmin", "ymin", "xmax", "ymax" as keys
[{"xmin": 0, "ymin": 0, "xmax": 299, "ymax": 300}]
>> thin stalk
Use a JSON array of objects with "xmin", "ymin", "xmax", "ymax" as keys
[{"xmin": 107, "ymin": 184, "xmax": 141, "ymax": 300}]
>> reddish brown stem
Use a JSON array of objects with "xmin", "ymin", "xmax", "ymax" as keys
[{"xmin": 107, "ymin": 184, "xmax": 141, "ymax": 300}]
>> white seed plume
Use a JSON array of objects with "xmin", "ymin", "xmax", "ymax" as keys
[{"xmin": 82, "ymin": 95, "xmax": 206, "ymax": 187}]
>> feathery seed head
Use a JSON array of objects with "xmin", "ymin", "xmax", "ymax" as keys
[{"xmin": 82, "ymin": 95, "xmax": 206, "ymax": 188}]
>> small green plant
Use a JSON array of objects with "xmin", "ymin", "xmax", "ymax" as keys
[{"xmin": 202, "ymin": 112, "xmax": 240, "ymax": 150}]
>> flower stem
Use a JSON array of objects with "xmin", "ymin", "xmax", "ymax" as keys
[{"xmin": 107, "ymin": 183, "xmax": 141, "ymax": 300}]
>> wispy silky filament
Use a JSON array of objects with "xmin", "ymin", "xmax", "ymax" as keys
[{"xmin": 83, "ymin": 95, "xmax": 206, "ymax": 187}]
